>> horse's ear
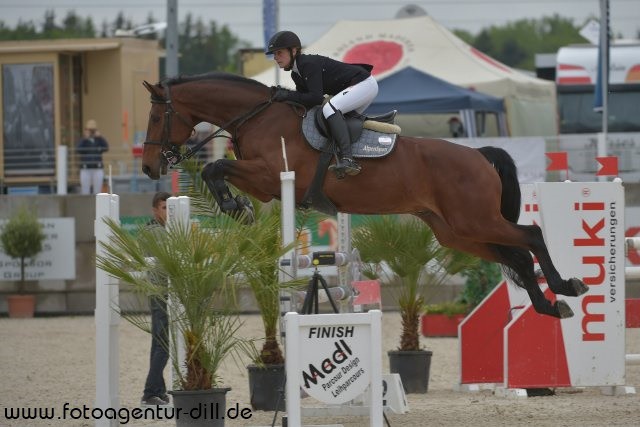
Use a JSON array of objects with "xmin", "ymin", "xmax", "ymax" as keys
[{"xmin": 143, "ymin": 80, "xmax": 162, "ymax": 98}]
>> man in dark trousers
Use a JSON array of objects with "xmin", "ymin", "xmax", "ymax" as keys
[
  {"xmin": 76, "ymin": 119, "xmax": 109, "ymax": 194},
  {"xmin": 141, "ymin": 191, "xmax": 171, "ymax": 406}
]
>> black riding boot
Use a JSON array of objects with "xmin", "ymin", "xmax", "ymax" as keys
[{"xmin": 326, "ymin": 112, "xmax": 361, "ymax": 177}]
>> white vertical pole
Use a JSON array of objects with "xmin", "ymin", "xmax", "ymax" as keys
[
  {"xmin": 56, "ymin": 145, "xmax": 68, "ymax": 195},
  {"xmin": 369, "ymin": 310, "xmax": 383, "ymax": 427},
  {"xmin": 95, "ymin": 193, "xmax": 120, "ymax": 427},
  {"xmin": 166, "ymin": 196, "xmax": 189, "ymax": 387},
  {"xmin": 280, "ymin": 171, "xmax": 297, "ymax": 282},
  {"xmin": 165, "ymin": 0, "xmax": 179, "ymax": 77},
  {"xmin": 337, "ymin": 212, "xmax": 352, "ymax": 311},
  {"xmin": 337, "ymin": 213, "xmax": 351, "ymax": 286},
  {"xmin": 284, "ymin": 312, "xmax": 301, "ymax": 425},
  {"xmin": 167, "ymin": 196, "xmax": 190, "ymax": 226},
  {"xmin": 279, "ymin": 171, "xmax": 297, "ymax": 332},
  {"xmin": 597, "ymin": 0, "xmax": 609, "ymax": 182}
]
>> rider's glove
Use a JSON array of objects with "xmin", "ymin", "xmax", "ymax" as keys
[{"xmin": 272, "ymin": 87, "xmax": 292, "ymax": 102}]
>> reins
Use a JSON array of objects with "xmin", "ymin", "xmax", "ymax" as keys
[{"xmin": 144, "ymin": 82, "xmax": 285, "ymax": 167}]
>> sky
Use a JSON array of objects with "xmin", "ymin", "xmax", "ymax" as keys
[{"xmin": 1, "ymin": 0, "xmax": 639, "ymax": 48}]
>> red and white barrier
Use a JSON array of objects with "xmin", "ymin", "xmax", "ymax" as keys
[{"xmin": 459, "ymin": 181, "xmax": 638, "ymax": 396}]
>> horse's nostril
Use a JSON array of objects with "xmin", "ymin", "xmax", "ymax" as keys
[{"xmin": 142, "ymin": 165, "xmax": 150, "ymax": 176}]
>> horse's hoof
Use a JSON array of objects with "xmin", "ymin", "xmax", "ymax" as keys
[
  {"xmin": 235, "ymin": 195, "xmax": 255, "ymax": 224},
  {"xmin": 568, "ymin": 278, "xmax": 589, "ymax": 296},
  {"xmin": 220, "ymin": 198, "xmax": 238, "ymax": 213},
  {"xmin": 556, "ymin": 300, "xmax": 574, "ymax": 318},
  {"xmin": 235, "ymin": 194, "xmax": 253, "ymax": 211}
]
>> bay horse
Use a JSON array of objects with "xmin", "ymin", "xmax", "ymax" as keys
[{"xmin": 141, "ymin": 72, "xmax": 587, "ymax": 319}]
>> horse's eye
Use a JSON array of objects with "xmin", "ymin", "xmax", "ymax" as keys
[{"xmin": 151, "ymin": 115, "xmax": 161, "ymax": 124}]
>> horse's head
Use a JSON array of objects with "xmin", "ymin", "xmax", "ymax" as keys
[{"xmin": 141, "ymin": 80, "xmax": 195, "ymax": 179}]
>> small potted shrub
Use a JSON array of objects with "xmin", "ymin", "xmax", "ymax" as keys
[
  {"xmin": 421, "ymin": 259, "xmax": 501, "ymax": 337},
  {"xmin": 1, "ymin": 206, "xmax": 46, "ymax": 318},
  {"xmin": 458, "ymin": 259, "xmax": 502, "ymax": 309},
  {"xmin": 421, "ymin": 301, "xmax": 469, "ymax": 337}
]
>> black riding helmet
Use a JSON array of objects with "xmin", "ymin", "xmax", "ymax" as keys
[{"xmin": 265, "ymin": 31, "xmax": 301, "ymax": 54}]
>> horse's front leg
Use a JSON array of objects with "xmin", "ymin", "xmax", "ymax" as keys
[
  {"xmin": 201, "ymin": 159, "xmax": 258, "ymax": 223},
  {"xmin": 201, "ymin": 159, "xmax": 276, "ymax": 220}
]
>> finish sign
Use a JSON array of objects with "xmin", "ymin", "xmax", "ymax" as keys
[{"xmin": 285, "ymin": 310, "xmax": 383, "ymax": 426}]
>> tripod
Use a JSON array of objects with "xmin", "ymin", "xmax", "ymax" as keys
[{"xmin": 300, "ymin": 267, "xmax": 340, "ymax": 314}]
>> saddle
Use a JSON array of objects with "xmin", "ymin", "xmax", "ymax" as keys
[
  {"xmin": 314, "ymin": 108, "xmax": 398, "ymax": 141},
  {"xmin": 302, "ymin": 107, "xmax": 400, "ymax": 158},
  {"xmin": 299, "ymin": 107, "xmax": 401, "ymax": 216}
]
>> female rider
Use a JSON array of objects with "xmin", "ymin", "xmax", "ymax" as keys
[{"xmin": 266, "ymin": 30, "xmax": 378, "ymax": 177}]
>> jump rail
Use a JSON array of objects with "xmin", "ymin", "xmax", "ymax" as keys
[{"xmin": 625, "ymin": 237, "xmax": 640, "ymax": 366}]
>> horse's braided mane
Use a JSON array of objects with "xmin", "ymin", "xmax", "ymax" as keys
[{"xmin": 161, "ymin": 72, "xmax": 267, "ymax": 90}]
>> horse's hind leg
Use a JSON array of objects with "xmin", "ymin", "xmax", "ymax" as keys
[
  {"xmin": 517, "ymin": 224, "xmax": 588, "ymax": 298},
  {"xmin": 417, "ymin": 211, "xmax": 570, "ymax": 318},
  {"xmin": 416, "ymin": 211, "xmax": 503, "ymax": 262},
  {"xmin": 491, "ymin": 243, "xmax": 574, "ymax": 318}
]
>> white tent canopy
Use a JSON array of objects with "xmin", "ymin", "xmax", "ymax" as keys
[{"xmin": 252, "ymin": 15, "xmax": 557, "ymax": 137}]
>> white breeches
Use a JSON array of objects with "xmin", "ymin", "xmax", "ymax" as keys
[{"xmin": 322, "ymin": 75, "xmax": 378, "ymax": 118}]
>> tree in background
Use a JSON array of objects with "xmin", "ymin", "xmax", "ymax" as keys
[
  {"xmin": 173, "ymin": 13, "xmax": 249, "ymax": 75},
  {"xmin": 0, "ymin": 11, "xmax": 629, "ymax": 72},
  {"xmin": 0, "ymin": 9, "xmax": 246, "ymax": 74},
  {"xmin": 466, "ymin": 14, "xmax": 587, "ymax": 70}
]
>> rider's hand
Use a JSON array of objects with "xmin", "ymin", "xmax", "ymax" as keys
[{"xmin": 272, "ymin": 87, "xmax": 292, "ymax": 102}]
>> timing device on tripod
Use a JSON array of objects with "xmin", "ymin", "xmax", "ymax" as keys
[{"xmin": 300, "ymin": 251, "xmax": 341, "ymax": 315}]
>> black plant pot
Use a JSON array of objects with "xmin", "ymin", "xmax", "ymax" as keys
[
  {"xmin": 388, "ymin": 350, "xmax": 433, "ymax": 394},
  {"xmin": 169, "ymin": 387, "xmax": 231, "ymax": 427},
  {"xmin": 247, "ymin": 364, "xmax": 286, "ymax": 411}
]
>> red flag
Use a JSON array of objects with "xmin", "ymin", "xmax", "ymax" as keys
[
  {"xmin": 546, "ymin": 152, "xmax": 568, "ymax": 171},
  {"xmin": 596, "ymin": 156, "xmax": 619, "ymax": 176}
]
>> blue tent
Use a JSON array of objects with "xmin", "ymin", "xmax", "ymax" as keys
[
  {"xmin": 366, "ymin": 67, "xmax": 507, "ymax": 136},
  {"xmin": 367, "ymin": 66, "xmax": 504, "ymax": 114}
]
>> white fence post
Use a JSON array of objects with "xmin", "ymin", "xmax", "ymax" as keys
[
  {"xmin": 95, "ymin": 193, "xmax": 120, "ymax": 427},
  {"xmin": 56, "ymin": 145, "xmax": 68, "ymax": 195},
  {"xmin": 166, "ymin": 196, "xmax": 189, "ymax": 386}
]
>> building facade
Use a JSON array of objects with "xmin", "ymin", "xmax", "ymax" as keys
[{"xmin": 0, "ymin": 38, "xmax": 160, "ymax": 193}]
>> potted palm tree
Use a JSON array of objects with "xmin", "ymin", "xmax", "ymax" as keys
[
  {"xmin": 352, "ymin": 215, "xmax": 477, "ymax": 393},
  {"xmin": 234, "ymin": 202, "xmax": 300, "ymax": 411},
  {"xmin": 1, "ymin": 206, "xmax": 46, "ymax": 318},
  {"xmin": 177, "ymin": 161, "xmax": 300, "ymax": 412},
  {"xmin": 97, "ymin": 213, "xmax": 255, "ymax": 427}
]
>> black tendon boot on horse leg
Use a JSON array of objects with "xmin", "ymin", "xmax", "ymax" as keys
[
  {"xmin": 326, "ymin": 112, "xmax": 361, "ymax": 178},
  {"xmin": 201, "ymin": 160, "xmax": 255, "ymax": 223}
]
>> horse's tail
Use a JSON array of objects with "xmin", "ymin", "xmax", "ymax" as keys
[
  {"xmin": 478, "ymin": 146, "xmax": 532, "ymax": 291},
  {"xmin": 477, "ymin": 146, "xmax": 521, "ymax": 223}
]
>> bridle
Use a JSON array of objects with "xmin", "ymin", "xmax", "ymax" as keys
[
  {"xmin": 143, "ymin": 83, "xmax": 192, "ymax": 167},
  {"xmin": 143, "ymin": 81, "xmax": 281, "ymax": 168}
]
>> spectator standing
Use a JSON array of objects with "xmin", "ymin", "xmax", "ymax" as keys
[
  {"xmin": 141, "ymin": 191, "xmax": 171, "ymax": 406},
  {"xmin": 76, "ymin": 119, "xmax": 108, "ymax": 194}
]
